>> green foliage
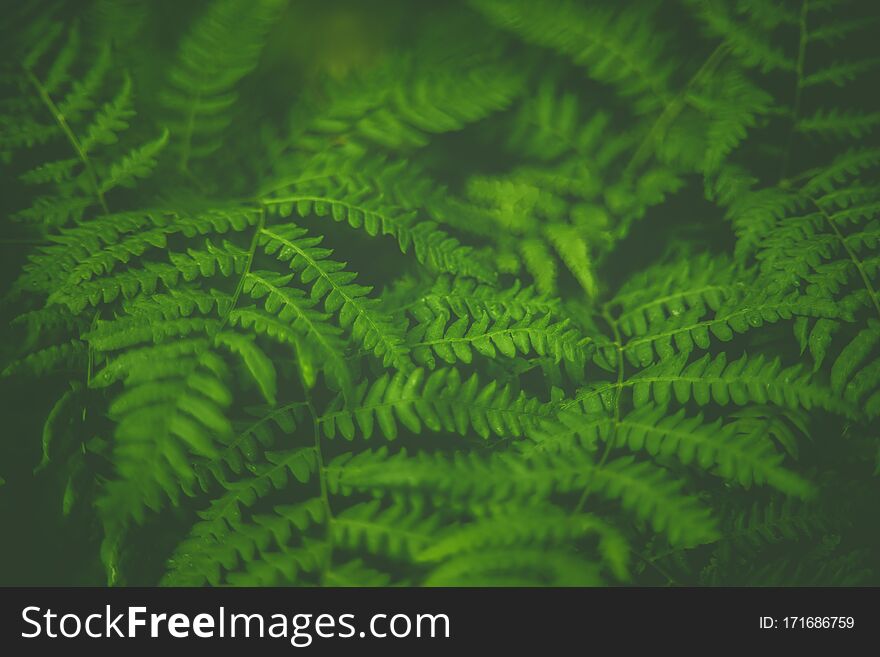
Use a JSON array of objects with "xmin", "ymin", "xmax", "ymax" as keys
[
  {"xmin": 320, "ymin": 368, "xmax": 557, "ymax": 442},
  {"xmin": 2, "ymin": 20, "xmax": 168, "ymax": 226},
  {"xmin": 1, "ymin": 0, "xmax": 878, "ymax": 588},
  {"xmin": 471, "ymin": 0, "xmax": 676, "ymax": 114},
  {"xmin": 160, "ymin": 0, "xmax": 286, "ymax": 172},
  {"xmin": 257, "ymin": 223, "xmax": 411, "ymax": 370}
]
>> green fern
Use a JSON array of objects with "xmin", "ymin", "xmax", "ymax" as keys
[
  {"xmin": 5, "ymin": 23, "xmax": 167, "ymax": 226},
  {"xmin": 160, "ymin": 0, "xmax": 286, "ymax": 172},
  {"xmin": 1, "ymin": 0, "xmax": 878, "ymax": 588}
]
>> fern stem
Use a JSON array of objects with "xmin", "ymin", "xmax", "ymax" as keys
[
  {"xmin": 177, "ymin": 87, "xmax": 199, "ymax": 174},
  {"xmin": 25, "ymin": 69, "xmax": 109, "ymax": 215},
  {"xmin": 601, "ymin": 311, "xmax": 625, "ymax": 461},
  {"xmin": 574, "ymin": 309, "xmax": 623, "ymax": 515},
  {"xmin": 218, "ymin": 207, "xmax": 266, "ymax": 331},
  {"xmin": 85, "ymin": 310, "xmax": 100, "ymax": 392},
  {"xmin": 306, "ymin": 397, "xmax": 334, "ymax": 584},
  {"xmin": 811, "ymin": 196, "xmax": 880, "ymax": 319},
  {"xmin": 780, "ymin": 0, "xmax": 809, "ymax": 181},
  {"xmin": 625, "ymin": 42, "xmax": 729, "ymax": 175}
]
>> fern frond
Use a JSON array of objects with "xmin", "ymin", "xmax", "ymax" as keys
[
  {"xmin": 292, "ymin": 50, "xmax": 525, "ymax": 153},
  {"xmin": 520, "ymin": 238, "xmax": 558, "ymax": 295},
  {"xmin": 725, "ymin": 186, "xmax": 806, "ymax": 260},
  {"xmin": 262, "ymin": 174, "xmax": 495, "ymax": 282},
  {"xmin": 95, "ymin": 345, "xmax": 233, "ymax": 583},
  {"xmin": 56, "ymin": 43, "xmax": 111, "ymax": 119},
  {"xmin": 45, "ymin": 22, "xmax": 82, "ymax": 93},
  {"xmin": 215, "ymin": 331, "xmax": 277, "ymax": 405},
  {"xmin": 470, "ymin": 0, "xmax": 676, "ymax": 113},
  {"xmin": 258, "ymin": 223, "xmax": 411, "ymax": 370},
  {"xmin": 17, "ymin": 207, "xmax": 259, "ymax": 294},
  {"xmin": 194, "ymin": 403, "xmax": 306, "ymax": 489},
  {"xmin": 79, "ymin": 74, "xmax": 134, "ymax": 154},
  {"xmin": 332, "ymin": 499, "xmax": 439, "ymax": 562},
  {"xmin": 234, "ymin": 272, "xmax": 352, "ymax": 394},
  {"xmin": 328, "ymin": 447, "xmax": 720, "ymax": 547},
  {"xmin": 121, "ymin": 287, "xmax": 233, "ymax": 321},
  {"xmin": 611, "ymin": 253, "xmax": 741, "ymax": 334},
  {"xmin": 620, "ymin": 289, "xmax": 841, "ymax": 367},
  {"xmin": 320, "ymin": 368, "xmax": 557, "ymax": 441},
  {"xmin": 796, "ymin": 109, "xmax": 880, "ymax": 140},
  {"xmin": 545, "ymin": 223, "xmax": 598, "ymax": 297},
  {"xmin": 48, "ymin": 240, "xmax": 250, "ymax": 313},
  {"xmin": 806, "ymin": 11, "xmax": 878, "ymax": 43},
  {"xmin": 99, "ymin": 128, "xmax": 169, "ymax": 193},
  {"xmin": 802, "ymin": 148, "xmax": 880, "ymax": 196},
  {"xmin": 692, "ymin": 68, "xmax": 772, "ymax": 174},
  {"xmin": 407, "ymin": 309, "xmax": 588, "ymax": 369},
  {"xmin": 162, "ymin": 458, "xmax": 321, "ymax": 586},
  {"xmin": 401, "ymin": 274, "xmax": 560, "ymax": 323},
  {"xmin": 10, "ymin": 27, "xmax": 170, "ymax": 225},
  {"xmin": 418, "ymin": 504, "xmax": 630, "ymax": 582},
  {"xmin": 625, "ymin": 351, "xmax": 854, "ymax": 417},
  {"xmin": 717, "ymin": 497, "xmax": 832, "ymax": 553},
  {"xmin": 505, "ymin": 80, "xmax": 597, "ymax": 160},
  {"xmin": 19, "ymin": 158, "xmax": 79, "ymax": 185},
  {"xmin": 424, "ymin": 547, "xmax": 603, "ymax": 586},
  {"xmin": 558, "ymin": 404, "xmax": 814, "ymax": 497},
  {"xmin": 84, "ymin": 315, "xmax": 220, "ymax": 352},
  {"xmin": 734, "ymin": 0, "xmax": 798, "ymax": 29},
  {"xmin": 686, "ymin": 0, "xmax": 792, "ymax": 73},
  {"xmin": 1, "ymin": 339, "xmax": 87, "ymax": 379},
  {"xmin": 831, "ymin": 320, "xmax": 880, "ymax": 415},
  {"xmin": 161, "ymin": 0, "xmax": 285, "ymax": 171},
  {"xmin": 801, "ymin": 58, "xmax": 880, "ymax": 88}
]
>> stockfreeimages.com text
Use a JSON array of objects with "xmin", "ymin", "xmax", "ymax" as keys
[{"xmin": 22, "ymin": 606, "xmax": 451, "ymax": 646}]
